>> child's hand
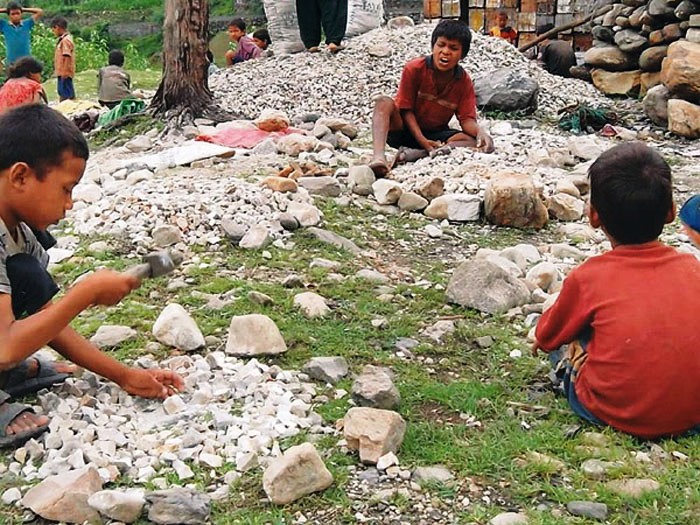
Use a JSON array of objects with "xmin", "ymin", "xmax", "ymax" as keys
[
  {"xmin": 83, "ymin": 270, "xmax": 140, "ymax": 306},
  {"xmin": 476, "ymin": 129, "xmax": 495, "ymax": 153},
  {"xmin": 421, "ymin": 139, "xmax": 442, "ymax": 152},
  {"xmin": 531, "ymin": 340, "xmax": 542, "ymax": 357},
  {"xmin": 120, "ymin": 368, "xmax": 185, "ymax": 399}
]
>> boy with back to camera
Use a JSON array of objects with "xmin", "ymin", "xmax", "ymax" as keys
[
  {"xmin": 0, "ymin": 104, "xmax": 183, "ymax": 448},
  {"xmin": 98, "ymin": 49, "xmax": 132, "ymax": 109},
  {"xmin": 532, "ymin": 142, "xmax": 700, "ymax": 440},
  {"xmin": 370, "ymin": 20, "xmax": 494, "ymax": 178}
]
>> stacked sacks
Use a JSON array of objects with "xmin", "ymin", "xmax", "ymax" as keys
[{"xmin": 584, "ymin": 0, "xmax": 699, "ymax": 99}]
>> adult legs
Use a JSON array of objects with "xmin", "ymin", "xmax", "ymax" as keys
[
  {"xmin": 370, "ymin": 96, "xmax": 404, "ymax": 177},
  {"xmin": 296, "ymin": 0, "xmax": 323, "ymax": 50},
  {"xmin": 320, "ymin": 0, "xmax": 348, "ymax": 47}
]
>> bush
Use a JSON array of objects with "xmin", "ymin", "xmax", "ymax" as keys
[{"xmin": 0, "ymin": 23, "xmax": 150, "ymax": 79}]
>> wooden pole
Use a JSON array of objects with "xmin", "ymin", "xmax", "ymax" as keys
[{"xmin": 518, "ymin": 4, "xmax": 613, "ymax": 53}]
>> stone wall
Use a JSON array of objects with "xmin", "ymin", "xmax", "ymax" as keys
[{"xmin": 583, "ymin": 1, "xmax": 700, "ymax": 138}]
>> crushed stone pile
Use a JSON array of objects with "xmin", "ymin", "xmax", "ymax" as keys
[{"xmin": 210, "ymin": 22, "xmax": 606, "ymax": 123}]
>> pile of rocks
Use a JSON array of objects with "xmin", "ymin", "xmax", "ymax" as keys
[
  {"xmin": 583, "ymin": 1, "xmax": 700, "ymax": 138},
  {"xmin": 210, "ymin": 21, "xmax": 605, "ymax": 123}
]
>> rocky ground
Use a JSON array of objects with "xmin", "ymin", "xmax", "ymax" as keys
[{"xmin": 1, "ymin": 20, "xmax": 700, "ymax": 525}]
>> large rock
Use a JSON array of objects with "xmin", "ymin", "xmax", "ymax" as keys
[
  {"xmin": 88, "ymin": 489, "xmax": 145, "ymax": 523},
  {"xmin": 307, "ymin": 227, "xmax": 362, "ymax": 254},
  {"xmin": 647, "ymin": 0, "xmax": 676, "ymax": 17},
  {"xmin": 474, "ymin": 68, "xmax": 538, "ymax": 112},
  {"xmin": 262, "ymin": 443, "xmax": 334, "ymax": 505},
  {"xmin": 676, "ymin": 0, "xmax": 700, "ymax": 20},
  {"xmin": 342, "ymin": 407, "xmax": 407, "ymax": 464},
  {"xmin": 239, "ymin": 224, "xmax": 271, "ymax": 250},
  {"xmin": 287, "ymin": 202, "xmax": 322, "ymax": 227},
  {"xmin": 567, "ymin": 501, "xmax": 609, "ymax": 520},
  {"xmin": 446, "ymin": 259, "xmax": 530, "ymax": 314},
  {"xmin": 591, "ymin": 69, "xmax": 641, "ymax": 96},
  {"xmin": 302, "ymin": 356, "xmax": 349, "ymax": 384},
  {"xmin": 225, "ymin": 314, "xmax": 287, "ymax": 356},
  {"xmin": 667, "ymin": 99, "xmax": 700, "ymax": 138},
  {"xmin": 297, "ymin": 176, "xmax": 341, "ymax": 197},
  {"xmin": 276, "ymin": 133, "xmax": 318, "ymax": 156},
  {"xmin": 293, "ymin": 292, "xmax": 331, "ymax": 318},
  {"xmin": 483, "ymin": 172, "xmax": 548, "ymax": 230},
  {"xmin": 548, "ymin": 193, "xmax": 585, "ymax": 221},
  {"xmin": 263, "ymin": 176, "xmax": 298, "ymax": 193},
  {"xmin": 348, "ymin": 165, "xmax": 375, "ymax": 196},
  {"xmin": 352, "ymin": 365, "xmax": 400, "ymax": 410},
  {"xmin": 643, "ymin": 84, "xmax": 671, "ymax": 125},
  {"xmin": 398, "ymin": 192, "xmax": 429, "ymax": 212},
  {"xmin": 639, "ymin": 45, "xmax": 668, "ymax": 72},
  {"xmin": 152, "ymin": 303, "xmax": 205, "ymax": 351},
  {"xmin": 614, "ymin": 29, "xmax": 648, "ymax": 53},
  {"xmin": 146, "ymin": 488, "xmax": 211, "ymax": 525},
  {"xmin": 416, "ymin": 177, "xmax": 445, "ymax": 201},
  {"xmin": 412, "ymin": 466, "xmax": 455, "ymax": 486},
  {"xmin": 152, "ymin": 225, "xmax": 182, "ymax": 247},
  {"xmin": 661, "ymin": 41, "xmax": 700, "ymax": 103},
  {"xmin": 584, "ymin": 46, "xmax": 637, "ymax": 71},
  {"xmin": 688, "ymin": 28, "xmax": 700, "ymax": 44},
  {"xmin": 592, "ymin": 25, "xmax": 615, "ymax": 43},
  {"xmin": 373, "ymin": 179, "xmax": 403, "ymax": 205},
  {"xmin": 22, "ymin": 466, "xmax": 102, "ymax": 524},
  {"xmin": 90, "ymin": 325, "xmax": 137, "ymax": 349},
  {"xmin": 640, "ymin": 71, "xmax": 662, "ymax": 97},
  {"xmin": 424, "ymin": 194, "xmax": 481, "ymax": 221}
]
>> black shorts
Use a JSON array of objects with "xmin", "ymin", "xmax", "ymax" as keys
[{"xmin": 387, "ymin": 128, "xmax": 461, "ymax": 149}]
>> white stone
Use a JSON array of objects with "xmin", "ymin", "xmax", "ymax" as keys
[
  {"xmin": 287, "ymin": 202, "xmax": 322, "ymax": 227},
  {"xmin": 225, "ymin": 314, "xmax": 287, "ymax": 356},
  {"xmin": 1, "ymin": 487, "xmax": 21, "ymax": 505},
  {"xmin": 87, "ymin": 489, "xmax": 145, "ymax": 523},
  {"xmin": 293, "ymin": 292, "xmax": 331, "ymax": 318},
  {"xmin": 424, "ymin": 194, "xmax": 481, "ymax": 222},
  {"xmin": 152, "ymin": 303, "xmax": 205, "ymax": 351},
  {"xmin": 262, "ymin": 443, "xmax": 333, "ymax": 505},
  {"xmin": 72, "ymin": 183, "xmax": 103, "ymax": 204},
  {"xmin": 90, "ymin": 325, "xmax": 137, "ymax": 349},
  {"xmin": 372, "ymin": 179, "xmax": 403, "ymax": 205},
  {"xmin": 239, "ymin": 225, "xmax": 271, "ymax": 250}
]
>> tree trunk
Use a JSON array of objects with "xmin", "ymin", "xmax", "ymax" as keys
[{"xmin": 150, "ymin": 0, "xmax": 225, "ymax": 123}]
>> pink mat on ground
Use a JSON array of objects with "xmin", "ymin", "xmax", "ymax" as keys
[{"xmin": 196, "ymin": 126, "xmax": 304, "ymax": 149}]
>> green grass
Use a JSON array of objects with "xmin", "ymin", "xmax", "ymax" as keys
[
  {"xmin": 42, "ymin": 68, "xmax": 162, "ymax": 102},
  {"xmin": 1, "ymin": 196, "xmax": 699, "ymax": 524}
]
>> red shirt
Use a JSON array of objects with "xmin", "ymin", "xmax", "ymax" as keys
[
  {"xmin": 0, "ymin": 77, "xmax": 45, "ymax": 113},
  {"xmin": 394, "ymin": 56, "xmax": 477, "ymax": 132},
  {"xmin": 535, "ymin": 242, "xmax": 700, "ymax": 439}
]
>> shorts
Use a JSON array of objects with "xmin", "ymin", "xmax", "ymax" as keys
[
  {"xmin": 387, "ymin": 128, "xmax": 461, "ymax": 149},
  {"xmin": 6, "ymin": 253, "xmax": 59, "ymax": 319},
  {"xmin": 57, "ymin": 76, "xmax": 75, "ymax": 99}
]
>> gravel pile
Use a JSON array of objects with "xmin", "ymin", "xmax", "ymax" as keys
[{"xmin": 210, "ymin": 22, "xmax": 606, "ymax": 123}]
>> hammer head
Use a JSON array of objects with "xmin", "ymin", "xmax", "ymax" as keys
[{"xmin": 143, "ymin": 250, "xmax": 183, "ymax": 278}]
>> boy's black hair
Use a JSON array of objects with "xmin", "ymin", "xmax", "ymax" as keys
[
  {"xmin": 7, "ymin": 56, "xmax": 42, "ymax": 78},
  {"xmin": 0, "ymin": 105, "xmax": 88, "ymax": 180},
  {"xmin": 431, "ymin": 19, "xmax": 471, "ymax": 58},
  {"xmin": 229, "ymin": 17, "xmax": 246, "ymax": 31},
  {"xmin": 6, "ymin": 2, "xmax": 20, "ymax": 12},
  {"xmin": 252, "ymin": 28, "xmax": 271, "ymax": 46},
  {"xmin": 589, "ymin": 142, "xmax": 672, "ymax": 245},
  {"xmin": 108, "ymin": 49, "xmax": 124, "ymax": 67},
  {"xmin": 537, "ymin": 23, "xmax": 555, "ymax": 36},
  {"xmin": 51, "ymin": 16, "xmax": 68, "ymax": 29}
]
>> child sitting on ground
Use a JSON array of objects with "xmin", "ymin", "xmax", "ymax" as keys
[
  {"xmin": 680, "ymin": 194, "xmax": 700, "ymax": 248},
  {"xmin": 369, "ymin": 20, "xmax": 494, "ymax": 177},
  {"xmin": 0, "ymin": 104, "xmax": 183, "ymax": 448},
  {"xmin": 252, "ymin": 28, "xmax": 271, "ymax": 51},
  {"xmin": 225, "ymin": 17, "xmax": 261, "ymax": 66},
  {"xmin": 97, "ymin": 49, "xmax": 132, "ymax": 109},
  {"xmin": 532, "ymin": 142, "xmax": 700, "ymax": 440},
  {"xmin": 0, "ymin": 56, "xmax": 47, "ymax": 113}
]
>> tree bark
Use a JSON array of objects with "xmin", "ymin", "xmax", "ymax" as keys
[{"xmin": 150, "ymin": 0, "xmax": 224, "ymax": 123}]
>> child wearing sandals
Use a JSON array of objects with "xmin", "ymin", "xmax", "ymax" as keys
[
  {"xmin": 369, "ymin": 20, "xmax": 494, "ymax": 178},
  {"xmin": 531, "ymin": 143, "xmax": 700, "ymax": 440},
  {"xmin": 0, "ymin": 105, "xmax": 183, "ymax": 448}
]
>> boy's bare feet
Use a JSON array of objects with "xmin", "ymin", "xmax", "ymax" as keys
[
  {"xmin": 307, "ymin": 46, "xmax": 320, "ymax": 53},
  {"xmin": 395, "ymin": 147, "xmax": 428, "ymax": 164},
  {"xmin": 369, "ymin": 159, "xmax": 390, "ymax": 178},
  {"xmin": 5, "ymin": 411, "xmax": 48, "ymax": 436},
  {"xmin": 327, "ymin": 43, "xmax": 344, "ymax": 54},
  {"xmin": 0, "ymin": 391, "xmax": 50, "ymax": 448}
]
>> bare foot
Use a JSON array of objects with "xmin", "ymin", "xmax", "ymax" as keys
[
  {"xmin": 327, "ymin": 43, "xmax": 344, "ymax": 54},
  {"xmin": 307, "ymin": 46, "xmax": 320, "ymax": 53},
  {"xmin": 369, "ymin": 159, "xmax": 390, "ymax": 178},
  {"xmin": 5, "ymin": 411, "xmax": 49, "ymax": 436},
  {"xmin": 395, "ymin": 147, "xmax": 429, "ymax": 165}
]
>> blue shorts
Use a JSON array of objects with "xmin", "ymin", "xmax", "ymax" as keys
[{"xmin": 57, "ymin": 76, "xmax": 75, "ymax": 99}]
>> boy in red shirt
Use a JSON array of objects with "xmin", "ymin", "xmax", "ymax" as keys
[
  {"xmin": 369, "ymin": 20, "xmax": 493, "ymax": 177},
  {"xmin": 532, "ymin": 143, "xmax": 700, "ymax": 440}
]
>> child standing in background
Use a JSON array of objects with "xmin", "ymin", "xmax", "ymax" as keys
[{"xmin": 51, "ymin": 16, "xmax": 75, "ymax": 101}]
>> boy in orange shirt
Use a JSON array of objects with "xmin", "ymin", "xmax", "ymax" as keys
[{"xmin": 51, "ymin": 16, "xmax": 75, "ymax": 101}]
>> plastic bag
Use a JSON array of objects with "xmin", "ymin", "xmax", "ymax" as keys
[{"xmin": 97, "ymin": 98, "xmax": 146, "ymax": 127}]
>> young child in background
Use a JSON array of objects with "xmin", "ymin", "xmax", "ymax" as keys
[
  {"xmin": 0, "ymin": 56, "xmax": 46, "ymax": 112},
  {"xmin": 97, "ymin": 49, "xmax": 131, "ymax": 109},
  {"xmin": 532, "ymin": 143, "xmax": 700, "ymax": 440},
  {"xmin": 51, "ymin": 16, "xmax": 75, "ymax": 101},
  {"xmin": 488, "ymin": 11, "xmax": 518, "ymax": 45},
  {"xmin": 225, "ymin": 18, "xmax": 261, "ymax": 66}
]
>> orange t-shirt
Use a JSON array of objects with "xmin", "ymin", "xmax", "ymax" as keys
[
  {"xmin": 489, "ymin": 26, "xmax": 518, "ymax": 45},
  {"xmin": 54, "ymin": 33, "xmax": 75, "ymax": 78}
]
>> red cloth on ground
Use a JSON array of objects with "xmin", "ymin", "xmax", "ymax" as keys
[
  {"xmin": 0, "ymin": 77, "xmax": 45, "ymax": 113},
  {"xmin": 394, "ymin": 56, "xmax": 477, "ymax": 132},
  {"xmin": 535, "ymin": 242, "xmax": 700, "ymax": 439},
  {"xmin": 196, "ymin": 126, "xmax": 302, "ymax": 149}
]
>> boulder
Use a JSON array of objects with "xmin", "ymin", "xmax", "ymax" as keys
[
  {"xmin": 146, "ymin": 488, "xmax": 210, "ymax": 525},
  {"xmin": 584, "ymin": 46, "xmax": 637, "ymax": 71},
  {"xmin": 342, "ymin": 407, "xmax": 407, "ymax": 464},
  {"xmin": 424, "ymin": 194, "xmax": 481, "ymax": 221},
  {"xmin": 647, "ymin": 0, "xmax": 676, "ymax": 17},
  {"xmin": 483, "ymin": 172, "xmax": 548, "ymax": 230},
  {"xmin": 640, "ymin": 71, "xmax": 663, "ymax": 97},
  {"xmin": 398, "ymin": 192, "xmax": 429, "ymax": 212},
  {"xmin": 639, "ymin": 45, "xmax": 668, "ymax": 72},
  {"xmin": 643, "ymin": 84, "xmax": 671, "ymax": 125},
  {"xmin": 372, "ymin": 179, "xmax": 403, "ymax": 205},
  {"xmin": 254, "ymin": 109, "xmax": 290, "ymax": 132},
  {"xmin": 591, "ymin": 69, "xmax": 641, "ymax": 96},
  {"xmin": 661, "ymin": 41, "xmax": 700, "ymax": 103},
  {"xmin": 302, "ymin": 356, "xmax": 349, "ymax": 384},
  {"xmin": 416, "ymin": 177, "xmax": 445, "ymax": 200},
  {"xmin": 348, "ymin": 165, "xmax": 375, "ymax": 196},
  {"xmin": 263, "ymin": 176, "xmax": 298, "ymax": 193},
  {"xmin": 225, "ymin": 314, "xmax": 287, "ymax": 356},
  {"xmin": 152, "ymin": 225, "xmax": 182, "ymax": 247},
  {"xmin": 307, "ymin": 227, "xmax": 362, "ymax": 253},
  {"xmin": 293, "ymin": 292, "xmax": 331, "ymax": 318},
  {"xmin": 614, "ymin": 29, "xmax": 648, "ymax": 53},
  {"xmin": 152, "ymin": 303, "xmax": 205, "ymax": 351},
  {"xmin": 591, "ymin": 25, "xmax": 615, "ymax": 43},
  {"xmin": 548, "ymin": 193, "xmax": 585, "ymax": 221},
  {"xmin": 605, "ymin": 478, "xmax": 660, "ymax": 498},
  {"xmin": 287, "ymin": 202, "xmax": 322, "ymax": 226},
  {"xmin": 474, "ymin": 68, "xmax": 538, "ymax": 112},
  {"xmin": 352, "ymin": 365, "xmax": 400, "ymax": 410},
  {"xmin": 276, "ymin": 133, "xmax": 318, "ymax": 156},
  {"xmin": 262, "ymin": 443, "xmax": 334, "ymax": 505},
  {"xmin": 688, "ymin": 28, "xmax": 700, "ymax": 44},
  {"xmin": 675, "ymin": 0, "xmax": 700, "ymax": 21},
  {"xmin": 22, "ymin": 466, "xmax": 102, "ymax": 524},
  {"xmin": 297, "ymin": 176, "xmax": 341, "ymax": 197},
  {"xmin": 239, "ymin": 224, "xmax": 271, "ymax": 250},
  {"xmin": 90, "ymin": 325, "xmax": 137, "ymax": 349},
  {"xmin": 667, "ymin": 99, "xmax": 700, "ymax": 138},
  {"xmin": 88, "ymin": 489, "xmax": 145, "ymax": 523},
  {"xmin": 446, "ymin": 259, "xmax": 531, "ymax": 314}
]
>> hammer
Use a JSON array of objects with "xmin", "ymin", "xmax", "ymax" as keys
[{"xmin": 124, "ymin": 251, "xmax": 184, "ymax": 280}]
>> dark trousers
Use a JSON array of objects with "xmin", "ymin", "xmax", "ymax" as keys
[
  {"xmin": 6, "ymin": 253, "xmax": 59, "ymax": 319},
  {"xmin": 295, "ymin": 0, "xmax": 348, "ymax": 48}
]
